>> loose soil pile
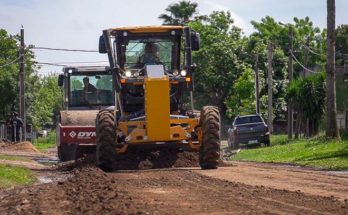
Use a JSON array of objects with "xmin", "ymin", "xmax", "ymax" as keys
[{"xmin": 0, "ymin": 141, "xmax": 40, "ymax": 153}]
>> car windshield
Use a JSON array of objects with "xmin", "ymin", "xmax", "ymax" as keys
[
  {"xmin": 124, "ymin": 38, "xmax": 173, "ymax": 71},
  {"xmin": 235, "ymin": 116, "xmax": 263, "ymax": 125},
  {"xmin": 69, "ymin": 74, "xmax": 113, "ymax": 106}
]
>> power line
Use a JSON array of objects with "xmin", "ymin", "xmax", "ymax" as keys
[
  {"xmin": 0, "ymin": 56, "xmax": 21, "ymax": 68},
  {"xmin": 36, "ymin": 62, "xmax": 68, "ymax": 66},
  {"xmin": 301, "ymin": 44, "xmax": 324, "ymax": 57},
  {"xmin": 45, "ymin": 60, "xmax": 108, "ymax": 64},
  {"xmin": 36, "ymin": 61, "xmax": 108, "ymax": 67},
  {"xmin": 32, "ymin": 46, "xmax": 98, "ymax": 52},
  {"xmin": 290, "ymin": 51, "xmax": 317, "ymax": 73}
]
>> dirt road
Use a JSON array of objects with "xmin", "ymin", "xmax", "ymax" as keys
[
  {"xmin": 0, "ymin": 141, "xmax": 347, "ymax": 214},
  {"xmin": 0, "ymin": 165, "xmax": 347, "ymax": 214}
]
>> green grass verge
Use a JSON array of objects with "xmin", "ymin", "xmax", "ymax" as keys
[
  {"xmin": 33, "ymin": 132, "xmax": 56, "ymax": 152},
  {"xmin": 0, "ymin": 154, "xmax": 31, "ymax": 162},
  {"xmin": 231, "ymin": 135, "xmax": 348, "ymax": 170},
  {"xmin": 0, "ymin": 164, "xmax": 36, "ymax": 188}
]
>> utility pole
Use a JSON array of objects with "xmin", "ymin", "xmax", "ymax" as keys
[
  {"xmin": 267, "ymin": 42, "xmax": 273, "ymax": 133},
  {"xmin": 19, "ymin": 27, "xmax": 26, "ymax": 141},
  {"xmin": 288, "ymin": 26, "xmax": 294, "ymax": 140},
  {"xmin": 254, "ymin": 54, "xmax": 260, "ymax": 114},
  {"xmin": 326, "ymin": 0, "xmax": 339, "ymax": 138}
]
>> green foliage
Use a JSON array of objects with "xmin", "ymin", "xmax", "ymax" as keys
[
  {"xmin": 231, "ymin": 136, "xmax": 348, "ymax": 170},
  {"xmin": 189, "ymin": 11, "xmax": 250, "ymax": 114},
  {"xmin": 0, "ymin": 164, "xmax": 36, "ymax": 188},
  {"xmin": 336, "ymin": 75, "xmax": 348, "ymax": 111},
  {"xmin": 71, "ymin": 79, "xmax": 83, "ymax": 90},
  {"xmin": 0, "ymin": 29, "xmax": 40, "ymax": 127},
  {"xmin": 246, "ymin": 16, "xmax": 326, "ymax": 121},
  {"xmin": 159, "ymin": 0, "xmax": 198, "ymax": 25},
  {"xmin": 31, "ymin": 75, "xmax": 62, "ymax": 130},
  {"xmin": 336, "ymin": 24, "xmax": 348, "ymax": 66},
  {"xmin": 226, "ymin": 68, "xmax": 255, "ymax": 117},
  {"xmin": 33, "ymin": 131, "xmax": 56, "ymax": 152},
  {"xmin": 287, "ymin": 72, "xmax": 326, "ymax": 123},
  {"xmin": 270, "ymin": 134, "xmax": 289, "ymax": 145}
]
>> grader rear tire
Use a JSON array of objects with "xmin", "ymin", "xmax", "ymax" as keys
[
  {"xmin": 199, "ymin": 106, "xmax": 221, "ymax": 169},
  {"xmin": 96, "ymin": 110, "xmax": 117, "ymax": 172}
]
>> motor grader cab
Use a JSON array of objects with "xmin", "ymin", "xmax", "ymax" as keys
[
  {"xmin": 97, "ymin": 26, "xmax": 220, "ymax": 171},
  {"xmin": 56, "ymin": 66, "xmax": 113, "ymax": 161}
]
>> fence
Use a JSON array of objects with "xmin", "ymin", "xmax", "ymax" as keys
[{"xmin": 0, "ymin": 123, "xmax": 34, "ymax": 142}]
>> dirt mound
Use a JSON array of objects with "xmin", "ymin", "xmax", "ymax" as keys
[
  {"xmin": 60, "ymin": 149, "xmax": 230, "ymax": 171},
  {"xmin": 0, "ymin": 141, "xmax": 40, "ymax": 153}
]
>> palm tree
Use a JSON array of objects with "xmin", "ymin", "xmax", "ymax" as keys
[
  {"xmin": 159, "ymin": 1, "xmax": 198, "ymax": 25},
  {"xmin": 326, "ymin": 0, "xmax": 340, "ymax": 138}
]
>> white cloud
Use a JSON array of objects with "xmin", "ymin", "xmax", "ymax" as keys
[{"xmin": 198, "ymin": 0, "xmax": 253, "ymax": 34}]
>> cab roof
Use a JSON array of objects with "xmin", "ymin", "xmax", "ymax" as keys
[
  {"xmin": 63, "ymin": 66, "xmax": 109, "ymax": 73},
  {"xmin": 109, "ymin": 25, "xmax": 184, "ymax": 34}
]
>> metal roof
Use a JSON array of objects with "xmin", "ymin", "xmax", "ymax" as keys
[{"xmin": 109, "ymin": 25, "xmax": 184, "ymax": 34}]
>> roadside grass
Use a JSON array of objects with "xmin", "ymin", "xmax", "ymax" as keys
[
  {"xmin": 0, "ymin": 154, "xmax": 31, "ymax": 162},
  {"xmin": 231, "ymin": 135, "xmax": 348, "ymax": 170},
  {"xmin": 270, "ymin": 134, "xmax": 289, "ymax": 146},
  {"xmin": 33, "ymin": 132, "xmax": 56, "ymax": 152},
  {"xmin": 0, "ymin": 164, "xmax": 36, "ymax": 188}
]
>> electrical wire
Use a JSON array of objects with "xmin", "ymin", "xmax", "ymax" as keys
[
  {"xmin": 32, "ymin": 46, "xmax": 98, "ymax": 52},
  {"xmin": 0, "ymin": 56, "xmax": 21, "ymax": 68},
  {"xmin": 36, "ymin": 62, "xmax": 68, "ymax": 66},
  {"xmin": 46, "ymin": 60, "xmax": 108, "ymax": 64},
  {"xmin": 290, "ymin": 51, "xmax": 317, "ymax": 73},
  {"xmin": 301, "ymin": 44, "xmax": 325, "ymax": 57}
]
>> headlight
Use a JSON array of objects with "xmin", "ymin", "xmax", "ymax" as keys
[
  {"xmin": 125, "ymin": 70, "xmax": 132, "ymax": 77},
  {"xmin": 180, "ymin": 69, "xmax": 187, "ymax": 76},
  {"xmin": 172, "ymin": 69, "xmax": 179, "ymax": 76},
  {"xmin": 133, "ymin": 71, "xmax": 140, "ymax": 77}
]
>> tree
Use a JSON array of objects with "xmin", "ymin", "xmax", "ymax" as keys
[
  {"xmin": 225, "ymin": 68, "xmax": 255, "ymax": 117},
  {"xmin": 189, "ymin": 11, "xmax": 250, "ymax": 116},
  {"xmin": 0, "ymin": 29, "xmax": 40, "ymax": 127},
  {"xmin": 159, "ymin": 1, "xmax": 198, "ymax": 25},
  {"xmin": 31, "ymin": 75, "xmax": 62, "ymax": 130},
  {"xmin": 326, "ymin": 0, "xmax": 340, "ymax": 138},
  {"xmin": 287, "ymin": 73, "xmax": 326, "ymax": 137},
  {"xmin": 336, "ymin": 24, "xmax": 348, "ymax": 66}
]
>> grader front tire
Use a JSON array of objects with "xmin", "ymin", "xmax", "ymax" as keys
[
  {"xmin": 199, "ymin": 106, "xmax": 221, "ymax": 169},
  {"xmin": 96, "ymin": 110, "xmax": 117, "ymax": 172}
]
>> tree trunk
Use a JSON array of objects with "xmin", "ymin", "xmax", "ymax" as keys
[{"xmin": 326, "ymin": 0, "xmax": 340, "ymax": 139}]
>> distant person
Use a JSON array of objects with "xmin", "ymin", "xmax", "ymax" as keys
[{"xmin": 9, "ymin": 112, "xmax": 23, "ymax": 142}]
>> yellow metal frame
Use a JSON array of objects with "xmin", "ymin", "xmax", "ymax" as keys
[
  {"xmin": 110, "ymin": 25, "xmax": 183, "ymax": 33},
  {"xmin": 117, "ymin": 118, "xmax": 200, "ymax": 149}
]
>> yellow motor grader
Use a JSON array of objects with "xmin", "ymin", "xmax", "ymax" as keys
[{"xmin": 97, "ymin": 25, "xmax": 220, "ymax": 171}]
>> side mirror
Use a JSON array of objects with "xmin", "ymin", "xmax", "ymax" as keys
[
  {"xmin": 99, "ymin": 35, "xmax": 107, "ymax": 54},
  {"xmin": 191, "ymin": 31, "xmax": 200, "ymax": 51},
  {"xmin": 58, "ymin": 74, "xmax": 64, "ymax": 87}
]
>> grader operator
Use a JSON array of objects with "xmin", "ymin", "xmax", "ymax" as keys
[{"xmin": 97, "ymin": 26, "xmax": 220, "ymax": 171}]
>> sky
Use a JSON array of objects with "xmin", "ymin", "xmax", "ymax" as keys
[{"xmin": 0, "ymin": 0, "xmax": 347, "ymax": 75}]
